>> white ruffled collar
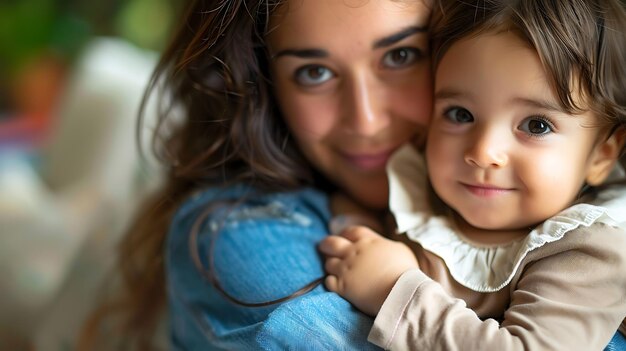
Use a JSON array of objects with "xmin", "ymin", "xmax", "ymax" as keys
[{"xmin": 388, "ymin": 145, "xmax": 626, "ymax": 293}]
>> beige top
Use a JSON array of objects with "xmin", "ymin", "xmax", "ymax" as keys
[{"xmin": 369, "ymin": 145, "xmax": 626, "ymax": 350}]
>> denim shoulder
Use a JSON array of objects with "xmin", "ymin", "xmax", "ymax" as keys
[
  {"xmin": 166, "ymin": 186, "xmax": 331, "ymax": 300},
  {"xmin": 164, "ymin": 185, "xmax": 354, "ymax": 349},
  {"xmin": 168, "ymin": 184, "xmax": 332, "ymax": 246}
]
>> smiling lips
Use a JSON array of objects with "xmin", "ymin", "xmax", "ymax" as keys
[
  {"xmin": 341, "ymin": 149, "xmax": 397, "ymax": 171},
  {"xmin": 461, "ymin": 182, "xmax": 514, "ymax": 197}
]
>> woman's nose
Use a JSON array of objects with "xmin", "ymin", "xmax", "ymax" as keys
[
  {"xmin": 464, "ymin": 129, "xmax": 509, "ymax": 169},
  {"xmin": 341, "ymin": 71, "xmax": 389, "ymax": 136}
]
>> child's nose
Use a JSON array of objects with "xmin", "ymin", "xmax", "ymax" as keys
[{"xmin": 464, "ymin": 130, "xmax": 509, "ymax": 169}]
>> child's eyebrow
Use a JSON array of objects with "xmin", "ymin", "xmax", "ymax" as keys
[
  {"xmin": 433, "ymin": 88, "xmax": 465, "ymax": 100},
  {"xmin": 434, "ymin": 89, "xmax": 565, "ymax": 113},
  {"xmin": 513, "ymin": 97, "xmax": 563, "ymax": 112}
]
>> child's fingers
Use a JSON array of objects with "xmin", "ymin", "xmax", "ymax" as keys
[
  {"xmin": 324, "ymin": 257, "xmax": 345, "ymax": 276},
  {"xmin": 340, "ymin": 225, "xmax": 377, "ymax": 242},
  {"xmin": 324, "ymin": 274, "xmax": 339, "ymax": 292},
  {"xmin": 329, "ymin": 214, "xmax": 383, "ymax": 234},
  {"xmin": 319, "ymin": 235, "xmax": 353, "ymax": 257}
]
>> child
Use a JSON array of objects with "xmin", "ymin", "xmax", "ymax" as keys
[{"xmin": 319, "ymin": 0, "xmax": 626, "ymax": 349}]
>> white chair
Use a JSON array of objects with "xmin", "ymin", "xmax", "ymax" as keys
[{"xmin": 0, "ymin": 37, "xmax": 162, "ymax": 347}]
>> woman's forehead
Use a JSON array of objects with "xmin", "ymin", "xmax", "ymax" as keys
[{"xmin": 266, "ymin": 0, "xmax": 431, "ymax": 51}]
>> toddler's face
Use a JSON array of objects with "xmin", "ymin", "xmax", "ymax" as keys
[{"xmin": 426, "ymin": 31, "xmax": 610, "ymax": 231}]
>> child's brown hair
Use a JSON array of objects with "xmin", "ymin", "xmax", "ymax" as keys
[{"xmin": 430, "ymin": 0, "xmax": 626, "ymax": 154}]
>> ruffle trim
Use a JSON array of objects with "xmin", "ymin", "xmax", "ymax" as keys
[{"xmin": 403, "ymin": 204, "xmax": 609, "ymax": 292}]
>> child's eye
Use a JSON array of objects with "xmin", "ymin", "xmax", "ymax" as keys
[
  {"xmin": 294, "ymin": 65, "xmax": 335, "ymax": 86},
  {"xmin": 518, "ymin": 116, "xmax": 554, "ymax": 136},
  {"xmin": 444, "ymin": 107, "xmax": 474, "ymax": 123},
  {"xmin": 382, "ymin": 47, "xmax": 422, "ymax": 69}
]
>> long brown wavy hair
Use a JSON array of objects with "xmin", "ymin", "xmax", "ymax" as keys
[{"xmin": 78, "ymin": 0, "xmax": 328, "ymax": 349}]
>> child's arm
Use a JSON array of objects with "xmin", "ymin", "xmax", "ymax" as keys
[
  {"xmin": 318, "ymin": 226, "xmax": 419, "ymax": 316},
  {"xmin": 364, "ymin": 223, "xmax": 626, "ymax": 350}
]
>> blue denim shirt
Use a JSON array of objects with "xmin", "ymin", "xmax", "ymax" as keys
[{"xmin": 166, "ymin": 185, "xmax": 380, "ymax": 350}]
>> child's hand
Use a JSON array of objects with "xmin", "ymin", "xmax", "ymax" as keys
[{"xmin": 319, "ymin": 226, "xmax": 419, "ymax": 316}]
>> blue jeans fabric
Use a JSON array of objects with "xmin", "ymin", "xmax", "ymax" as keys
[
  {"xmin": 605, "ymin": 331, "xmax": 626, "ymax": 351},
  {"xmin": 166, "ymin": 185, "xmax": 380, "ymax": 350}
]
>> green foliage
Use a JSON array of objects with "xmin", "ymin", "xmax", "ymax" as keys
[
  {"xmin": 0, "ymin": 0, "xmax": 177, "ymax": 78},
  {"xmin": 0, "ymin": 0, "xmax": 91, "ymax": 76},
  {"xmin": 115, "ymin": 0, "xmax": 175, "ymax": 51}
]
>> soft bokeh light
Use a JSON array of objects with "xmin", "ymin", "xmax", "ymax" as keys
[{"xmin": 0, "ymin": 1, "xmax": 180, "ymax": 349}]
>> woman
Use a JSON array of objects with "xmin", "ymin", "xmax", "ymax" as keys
[{"xmin": 79, "ymin": 0, "xmax": 433, "ymax": 350}]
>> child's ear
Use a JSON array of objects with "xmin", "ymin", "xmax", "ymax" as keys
[{"xmin": 586, "ymin": 126, "xmax": 626, "ymax": 186}]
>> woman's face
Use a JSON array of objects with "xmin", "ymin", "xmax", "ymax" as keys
[{"xmin": 267, "ymin": 0, "xmax": 432, "ymax": 210}]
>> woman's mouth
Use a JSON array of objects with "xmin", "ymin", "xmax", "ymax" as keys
[{"xmin": 341, "ymin": 149, "xmax": 397, "ymax": 171}]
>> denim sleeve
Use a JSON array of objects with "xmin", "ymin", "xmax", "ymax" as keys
[
  {"xmin": 604, "ymin": 331, "xmax": 626, "ymax": 351},
  {"xmin": 166, "ymin": 186, "xmax": 380, "ymax": 350}
]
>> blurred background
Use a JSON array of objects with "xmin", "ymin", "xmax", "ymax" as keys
[{"xmin": 0, "ymin": 0, "xmax": 182, "ymax": 349}]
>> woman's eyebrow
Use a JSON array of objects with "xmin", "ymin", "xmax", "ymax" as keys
[
  {"xmin": 373, "ymin": 26, "xmax": 428, "ymax": 49},
  {"xmin": 272, "ymin": 25, "xmax": 427, "ymax": 60},
  {"xmin": 272, "ymin": 48, "xmax": 328, "ymax": 59}
]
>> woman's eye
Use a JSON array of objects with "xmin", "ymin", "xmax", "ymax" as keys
[
  {"xmin": 382, "ymin": 48, "xmax": 421, "ymax": 69},
  {"xmin": 294, "ymin": 65, "xmax": 334, "ymax": 86},
  {"xmin": 518, "ymin": 117, "xmax": 554, "ymax": 135},
  {"xmin": 444, "ymin": 107, "xmax": 474, "ymax": 123}
]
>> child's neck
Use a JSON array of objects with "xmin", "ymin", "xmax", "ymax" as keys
[{"xmin": 452, "ymin": 212, "xmax": 531, "ymax": 246}]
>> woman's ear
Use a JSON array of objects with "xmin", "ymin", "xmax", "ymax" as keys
[{"xmin": 586, "ymin": 126, "xmax": 626, "ymax": 186}]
